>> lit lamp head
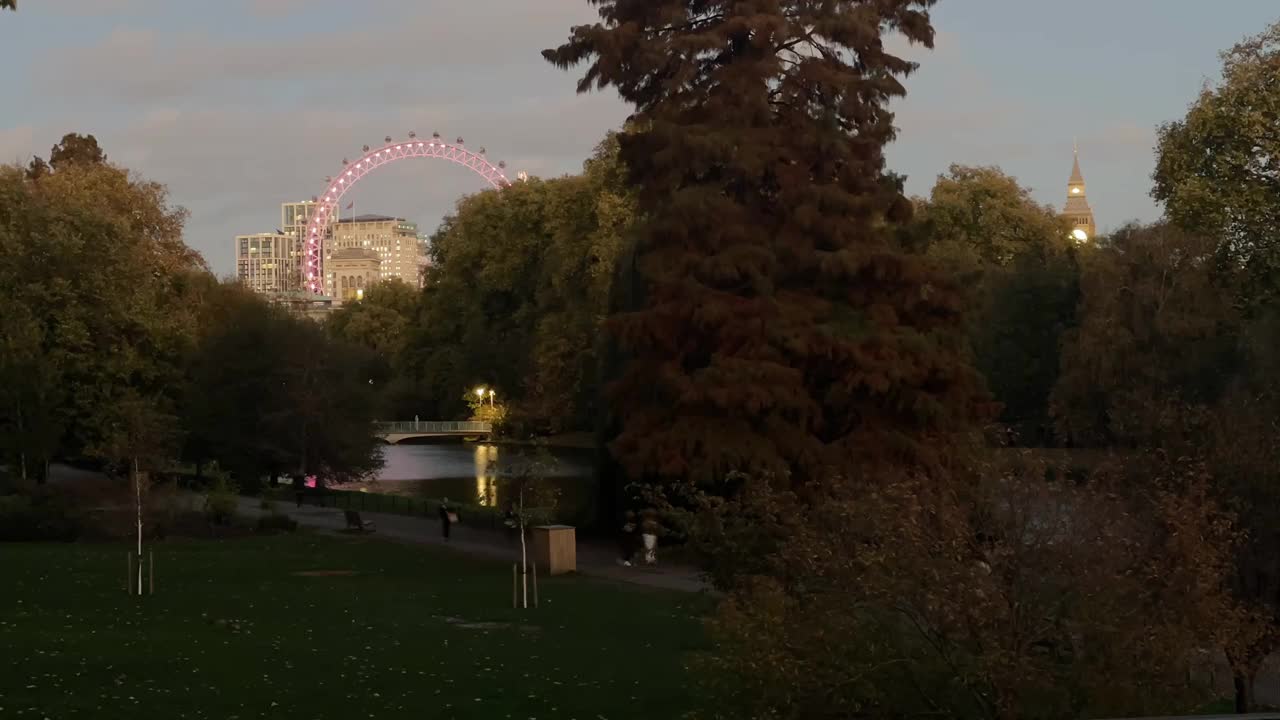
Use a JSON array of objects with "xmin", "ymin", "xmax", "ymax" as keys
[
  {"xmin": 475, "ymin": 387, "xmax": 486, "ymax": 398},
  {"xmin": 1071, "ymin": 228, "xmax": 1089, "ymax": 242}
]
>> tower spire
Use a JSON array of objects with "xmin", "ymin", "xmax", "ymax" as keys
[
  {"xmin": 1070, "ymin": 138, "xmax": 1084, "ymax": 185},
  {"xmin": 1064, "ymin": 143, "xmax": 1096, "ymax": 242}
]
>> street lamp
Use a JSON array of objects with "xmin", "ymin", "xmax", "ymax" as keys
[
  {"xmin": 488, "ymin": 388, "xmax": 496, "ymax": 407},
  {"xmin": 475, "ymin": 387, "xmax": 486, "ymax": 402}
]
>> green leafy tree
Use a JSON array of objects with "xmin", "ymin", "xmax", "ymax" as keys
[
  {"xmin": 327, "ymin": 278, "xmax": 421, "ymax": 417},
  {"xmin": 915, "ymin": 165, "xmax": 1080, "ymax": 444},
  {"xmin": 1153, "ymin": 20, "xmax": 1280, "ymax": 306},
  {"xmin": 1, "ymin": 1, "xmax": 14, "ymax": 12},
  {"xmin": 545, "ymin": 1, "xmax": 985, "ymax": 515},
  {"xmin": 403, "ymin": 136, "xmax": 635, "ymax": 433},
  {"xmin": 1051, "ymin": 223, "xmax": 1239, "ymax": 447},
  {"xmin": 327, "ymin": 279, "xmax": 418, "ymax": 359},
  {"xmin": 49, "ymin": 133, "xmax": 108, "ymax": 170},
  {"xmin": 185, "ymin": 288, "xmax": 383, "ymax": 488},
  {"xmin": 0, "ymin": 155, "xmax": 204, "ymax": 479},
  {"xmin": 0, "ymin": 302, "xmax": 63, "ymax": 483}
]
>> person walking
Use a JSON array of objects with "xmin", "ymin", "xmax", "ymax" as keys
[
  {"xmin": 618, "ymin": 511, "xmax": 638, "ymax": 567},
  {"xmin": 503, "ymin": 502, "xmax": 518, "ymax": 545},
  {"xmin": 640, "ymin": 509, "xmax": 660, "ymax": 565},
  {"xmin": 438, "ymin": 498, "xmax": 455, "ymax": 541}
]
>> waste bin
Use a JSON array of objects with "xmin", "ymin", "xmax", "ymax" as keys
[{"xmin": 532, "ymin": 525, "xmax": 577, "ymax": 575}]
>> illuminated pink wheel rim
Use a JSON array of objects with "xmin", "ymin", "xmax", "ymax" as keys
[{"xmin": 303, "ymin": 139, "xmax": 510, "ymax": 294}]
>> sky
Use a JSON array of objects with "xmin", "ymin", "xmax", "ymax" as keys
[{"xmin": 1, "ymin": 1, "xmax": 1277, "ymax": 275}]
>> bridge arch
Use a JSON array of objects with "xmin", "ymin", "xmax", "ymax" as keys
[{"xmin": 303, "ymin": 138, "xmax": 511, "ymax": 294}]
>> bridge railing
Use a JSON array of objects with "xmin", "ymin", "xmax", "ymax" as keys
[{"xmin": 374, "ymin": 420, "xmax": 493, "ymax": 435}]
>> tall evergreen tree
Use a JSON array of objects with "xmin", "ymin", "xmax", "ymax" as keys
[{"xmin": 545, "ymin": 2, "xmax": 984, "ymax": 503}]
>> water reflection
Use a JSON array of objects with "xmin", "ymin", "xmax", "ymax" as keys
[
  {"xmin": 475, "ymin": 444, "xmax": 499, "ymax": 507},
  {"xmin": 368, "ymin": 442, "xmax": 594, "ymax": 521}
]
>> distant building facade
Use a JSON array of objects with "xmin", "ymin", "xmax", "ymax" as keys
[
  {"xmin": 1063, "ymin": 147, "xmax": 1097, "ymax": 242},
  {"xmin": 235, "ymin": 232, "xmax": 302, "ymax": 294},
  {"xmin": 328, "ymin": 247, "xmax": 381, "ymax": 305},
  {"xmin": 326, "ymin": 214, "xmax": 423, "ymax": 292}
]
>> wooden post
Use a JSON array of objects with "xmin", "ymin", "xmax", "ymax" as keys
[
  {"xmin": 126, "ymin": 551, "xmax": 131, "ymax": 595},
  {"xmin": 533, "ymin": 561, "xmax": 539, "ymax": 608},
  {"xmin": 149, "ymin": 551, "xmax": 154, "ymax": 595},
  {"xmin": 512, "ymin": 564, "xmax": 517, "ymax": 608}
]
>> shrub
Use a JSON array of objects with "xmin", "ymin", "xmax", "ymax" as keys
[
  {"xmin": 256, "ymin": 513, "xmax": 298, "ymax": 534},
  {"xmin": 203, "ymin": 477, "xmax": 239, "ymax": 525}
]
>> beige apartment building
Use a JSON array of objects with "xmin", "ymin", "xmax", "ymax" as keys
[
  {"xmin": 325, "ymin": 214, "xmax": 423, "ymax": 295},
  {"xmin": 328, "ymin": 247, "xmax": 381, "ymax": 305},
  {"xmin": 235, "ymin": 232, "xmax": 302, "ymax": 294}
]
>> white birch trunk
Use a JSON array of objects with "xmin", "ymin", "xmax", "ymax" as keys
[
  {"xmin": 134, "ymin": 457, "xmax": 143, "ymax": 595},
  {"xmin": 519, "ymin": 485, "xmax": 528, "ymax": 609}
]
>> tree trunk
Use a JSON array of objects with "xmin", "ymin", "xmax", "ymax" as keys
[
  {"xmin": 1230, "ymin": 647, "xmax": 1264, "ymax": 713},
  {"xmin": 16, "ymin": 396, "xmax": 28, "ymax": 483},
  {"xmin": 519, "ymin": 485, "xmax": 528, "ymax": 609},
  {"xmin": 1234, "ymin": 666, "xmax": 1256, "ymax": 713},
  {"xmin": 195, "ymin": 460, "xmax": 204, "ymax": 480},
  {"xmin": 133, "ymin": 457, "xmax": 143, "ymax": 596}
]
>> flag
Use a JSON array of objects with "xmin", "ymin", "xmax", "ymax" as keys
[{"xmin": 345, "ymin": 201, "xmax": 354, "ymax": 210}]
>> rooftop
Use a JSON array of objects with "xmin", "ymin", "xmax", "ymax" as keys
[{"xmin": 336, "ymin": 214, "xmax": 403, "ymax": 224}]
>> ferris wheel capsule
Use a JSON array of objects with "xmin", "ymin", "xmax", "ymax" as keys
[
  {"xmin": 362, "ymin": 145, "xmax": 370, "ymax": 152},
  {"xmin": 408, "ymin": 131, "xmax": 417, "ymax": 139},
  {"xmin": 456, "ymin": 136, "xmax": 464, "ymax": 144},
  {"xmin": 384, "ymin": 136, "xmax": 393, "ymax": 143}
]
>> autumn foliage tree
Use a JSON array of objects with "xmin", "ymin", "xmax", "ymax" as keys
[
  {"xmin": 546, "ymin": 0, "xmax": 985, "ymax": 522},
  {"xmin": 696, "ymin": 454, "xmax": 1249, "ymax": 720}
]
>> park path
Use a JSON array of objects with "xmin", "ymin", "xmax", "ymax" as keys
[{"xmin": 237, "ymin": 497, "xmax": 708, "ymax": 594}]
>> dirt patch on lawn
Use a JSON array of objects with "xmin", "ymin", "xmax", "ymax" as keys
[
  {"xmin": 437, "ymin": 615, "xmax": 539, "ymax": 633},
  {"xmin": 292, "ymin": 570, "xmax": 359, "ymax": 577}
]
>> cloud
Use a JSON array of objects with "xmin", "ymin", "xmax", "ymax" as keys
[
  {"xmin": 40, "ymin": 0, "xmax": 156, "ymax": 16},
  {"xmin": 15, "ymin": 0, "xmax": 627, "ymax": 274},
  {"xmin": 41, "ymin": 2, "xmax": 596, "ymax": 104},
  {"xmin": 247, "ymin": 0, "xmax": 307, "ymax": 18}
]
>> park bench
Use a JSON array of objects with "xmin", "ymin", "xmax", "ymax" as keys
[{"xmin": 343, "ymin": 509, "xmax": 375, "ymax": 533}]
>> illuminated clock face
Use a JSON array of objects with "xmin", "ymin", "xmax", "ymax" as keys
[
  {"xmin": 1071, "ymin": 228, "xmax": 1089, "ymax": 242},
  {"xmin": 1071, "ymin": 187, "xmax": 1082, "ymax": 194}
]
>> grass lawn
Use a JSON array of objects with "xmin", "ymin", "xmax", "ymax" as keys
[{"xmin": 0, "ymin": 533, "xmax": 707, "ymax": 719}]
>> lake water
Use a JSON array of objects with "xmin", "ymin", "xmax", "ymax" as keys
[{"xmin": 353, "ymin": 441, "xmax": 597, "ymax": 522}]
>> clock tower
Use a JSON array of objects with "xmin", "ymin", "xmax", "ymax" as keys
[{"xmin": 1064, "ymin": 145, "xmax": 1096, "ymax": 242}]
